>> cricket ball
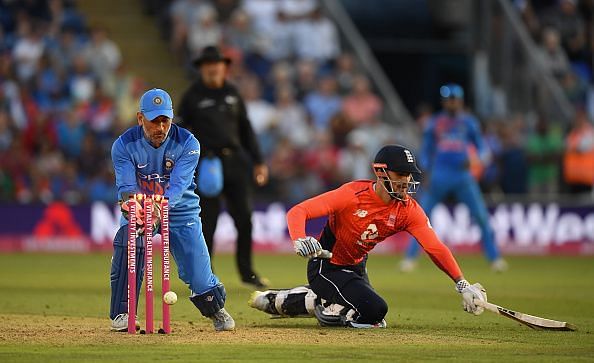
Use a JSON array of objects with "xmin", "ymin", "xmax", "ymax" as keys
[{"xmin": 163, "ymin": 291, "xmax": 177, "ymax": 305}]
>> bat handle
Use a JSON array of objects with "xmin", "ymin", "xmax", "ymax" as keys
[
  {"xmin": 317, "ymin": 249, "xmax": 333, "ymax": 259},
  {"xmin": 473, "ymin": 299, "xmax": 499, "ymax": 314}
]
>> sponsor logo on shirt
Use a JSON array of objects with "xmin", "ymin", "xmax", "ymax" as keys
[
  {"xmin": 188, "ymin": 150, "xmax": 199, "ymax": 155},
  {"xmin": 197, "ymin": 98, "xmax": 215, "ymax": 108},
  {"xmin": 353, "ymin": 209, "xmax": 368, "ymax": 218},
  {"xmin": 387, "ymin": 214, "xmax": 396, "ymax": 227}
]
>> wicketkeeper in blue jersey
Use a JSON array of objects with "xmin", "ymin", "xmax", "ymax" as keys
[
  {"xmin": 109, "ymin": 88, "xmax": 235, "ymax": 332},
  {"xmin": 399, "ymin": 84, "xmax": 508, "ymax": 273}
]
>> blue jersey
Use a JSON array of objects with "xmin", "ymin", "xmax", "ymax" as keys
[
  {"xmin": 111, "ymin": 123, "xmax": 200, "ymax": 220},
  {"xmin": 420, "ymin": 111, "xmax": 488, "ymax": 172}
]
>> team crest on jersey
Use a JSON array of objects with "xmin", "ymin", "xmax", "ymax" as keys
[
  {"xmin": 153, "ymin": 96, "xmax": 162, "ymax": 105},
  {"xmin": 353, "ymin": 209, "xmax": 368, "ymax": 218},
  {"xmin": 225, "ymin": 95, "xmax": 237, "ymax": 104},
  {"xmin": 164, "ymin": 158, "xmax": 174, "ymax": 171}
]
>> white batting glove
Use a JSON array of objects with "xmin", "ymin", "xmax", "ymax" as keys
[
  {"xmin": 293, "ymin": 237, "xmax": 323, "ymax": 258},
  {"xmin": 456, "ymin": 280, "xmax": 487, "ymax": 315}
]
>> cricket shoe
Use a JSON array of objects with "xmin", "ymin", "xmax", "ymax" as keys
[
  {"xmin": 241, "ymin": 273, "xmax": 270, "ymax": 289},
  {"xmin": 248, "ymin": 290, "xmax": 280, "ymax": 316},
  {"xmin": 210, "ymin": 308, "xmax": 235, "ymax": 331},
  {"xmin": 398, "ymin": 258, "xmax": 417, "ymax": 273},
  {"xmin": 491, "ymin": 258, "xmax": 509, "ymax": 273},
  {"xmin": 348, "ymin": 319, "xmax": 387, "ymax": 329},
  {"xmin": 110, "ymin": 313, "xmax": 140, "ymax": 332}
]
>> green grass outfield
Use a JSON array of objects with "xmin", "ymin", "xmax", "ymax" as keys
[{"xmin": 0, "ymin": 253, "xmax": 593, "ymax": 362}]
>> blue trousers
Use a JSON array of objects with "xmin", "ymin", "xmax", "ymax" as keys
[
  {"xmin": 404, "ymin": 170, "xmax": 500, "ymax": 262},
  {"xmin": 110, "ymin": 215, "xmax": 220, "ymax": 319}
]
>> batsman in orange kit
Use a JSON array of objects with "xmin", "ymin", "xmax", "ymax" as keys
[{"xmin": 249, "ymin": 145, "xmax": 487, "ymax": 328}]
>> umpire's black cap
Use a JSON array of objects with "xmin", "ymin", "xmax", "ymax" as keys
[
  {"xmin": 193, "ymin": 45, "xmax": 232, "ymax": 66},
  {"xmin": 373, "ymin": 145, "xmax": 421, "ymax": 175}
]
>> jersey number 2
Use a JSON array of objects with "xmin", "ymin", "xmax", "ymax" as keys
[{"xmin": 360, "ymin": 224, "xmax": 379, "ymax": 241}]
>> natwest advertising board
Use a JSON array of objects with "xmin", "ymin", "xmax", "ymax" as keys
[{"xmin": 0, "ymin": 201, "xmax": 593, "ymax": 255}]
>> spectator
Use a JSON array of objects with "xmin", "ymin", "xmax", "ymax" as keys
[
  {"xmin": 87, "ymin": 163, "xmax": 117, "ymax": 204},
  {"xmin": 294, "ymin": 58, "xmax": 317, "ymax": 99},
  {"xmin": 263, "ymin": 60, "xmax": 293, "ymax": 101},
  {"xmin": 169, "ymin": 0, "xmax": 208, "ymax": 60},
  {"xmin": 335, "ymin": 52, "xmax": 357, "ymax": 94},
  {"xmin": 77, "ymin": 133, "xmax": 106, "ymax": 179},
  {"xmin": 341, "ymin": 74, "xmax": 383, "ymax": 126},
  {"xmin": 240, "ymin": 74, "xmax": 278, "ymax": 156},
  {"xmin": 295, "ymin": 7, "xmax": 339, "ymax": 63},
  {"xmin": 50, "ymin": 160, "xmax": 83, "ymax": 204},
  {"xmin": 49, "ymin": 26, "xmax": 86, "ymax": 73},
  {"xmin": 241, "ymin": 0, "xmax": 286, "ymax": 60},
  {"xmin": 560, "ymin": 71, "xmax": 588, "ymax": 106},
  {"xmin": 67, "ymin": 54, "xmax": 95, "ymax": 103},
  {"xmin": 12, "ymin": 21, "xmax": 45, "ymax": 82},
  {"xmin": 213, "ymin": 0, "xmax": 241, "ymax": 23},
  {"xmin": 56, "ymin": 108, "xmax": 86, "ymax": 158},
  {"xmin": 498, "ymin": 119, "xmax": 528, "ymax": 194},
  {"xmin": 525, "ymin": 114, "xmax": 564, "ymax": 195},
  {"xmin": 338, "ymin": 131, "xmax": 371, "ymax": 180},
  {"xmin": 34, "ymin": 51, "xmax": 65, "ymax": 112},
  {"xmin": 537, "ymin": 27, "xmax": 571, "ymax": 78},
  {"xmin": 304, "ymin": 74, "xmax": 341, "ymax": 131},
  {"xmin": 187, "ymin": 6, "xmax": 222, "ymax": 58},
  {"xmin": 541, "ymin": 0, "xmax": 586, "ymax": 61},
  {"xmin": 274, "ymin": 85, "xmax": 310, "ymax": 148},
  {"xmin": 0, "ymin": 110, "xmax": 15, "ymax": 151},
  {"xmin": 85, "ymin": 26, "xmax": 122, "ymax": 83},
  {"xmin": 224, "ymin": 9, "xmax": 264, "ymax": 55},
  {"xmin": 563, "ymin": 109, "xmax": 594, "ymax": 194}
]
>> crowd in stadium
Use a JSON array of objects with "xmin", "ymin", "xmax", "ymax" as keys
[{"xmin": 0, "ymin": 0, "xmax": 593, "ymax": 206}]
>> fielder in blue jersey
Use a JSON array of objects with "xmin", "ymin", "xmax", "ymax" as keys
[
  {"xmin": 400, "ymin": 84, "xmax": 507, "ymax": 272},
  {"xmin": 109, "ymin": 88, "xmax": 235, "ymax": 331}
]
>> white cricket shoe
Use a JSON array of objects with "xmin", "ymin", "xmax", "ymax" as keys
[
  {"xmin": 491, "ymin": 258, "xmax": 509, "ymax": 273},
  {"xmin": 210, "ymin": 308, "xmax": 235, "ymax": 331},
  {"xmin": 248, "ymin": 290, "xmax": 280, "ymax": 316},
  {"xmin": 349, "ymin": 319, "xmax": 387, "ymax": 329},
  {"xmin": 399, "ymin": 258, "xmax": 417, "ymax": 273},
  {"xmin": 110, "ymin": 313, "xmax": 140, "ymax": 332}
]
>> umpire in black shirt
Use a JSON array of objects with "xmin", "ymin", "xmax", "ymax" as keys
[{"xmin": 178, "ymin": 46, "xmax": 270, "ymax": 288}]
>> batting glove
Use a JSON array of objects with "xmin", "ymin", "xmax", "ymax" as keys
[
  {"xmin": 456, "ymin": 280, "xmax": 487, "ymax": 315},
  {"xmin": 293, "ymin": 237, "xmax": 323, "ymax": 258}
]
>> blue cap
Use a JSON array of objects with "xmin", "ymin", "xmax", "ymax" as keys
[
  {"xmin": 439, "ymin": 83, "xmax": 464, "ymax": 99},
  {"xmin": 139, "ymin": 88, "xmax": 174, "ymax": 121}
]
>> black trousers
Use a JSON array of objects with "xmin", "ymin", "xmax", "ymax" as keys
[
  {"xmin": 199, "ymin": 151, "xmax": 255, "ymax": 278},
  {"xmin": 307, "ymin": 257, "xmax": 388, "ymax": 324}
]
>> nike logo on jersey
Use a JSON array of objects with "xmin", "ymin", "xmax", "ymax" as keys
[
  {"xmin": 137, "ymin": 163, "xmax": 148, "ymax": 169},
  {"xmin": 186, "ymin": 222, "xmax": 196, "ymax": 226}
]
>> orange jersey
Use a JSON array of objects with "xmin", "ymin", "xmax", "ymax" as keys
[{"xmin": 286, "ymin": 180, "xmax": 462, "ymax": 281}]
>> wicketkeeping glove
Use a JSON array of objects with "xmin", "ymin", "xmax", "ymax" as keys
[
  {"xmin": 456, "ymin": 280, "xmax": 487, "ymax": 315},
  {"xmin": 119, "ymin": 198, "xmax": 162, "ymax": 236},
  {"xmin": 293, "ymin": 236, "xmax": 323, "ymax": 258},
  {"xmin": 120, "ymin": 198, "xmax": 145, "ymax": 226}
]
